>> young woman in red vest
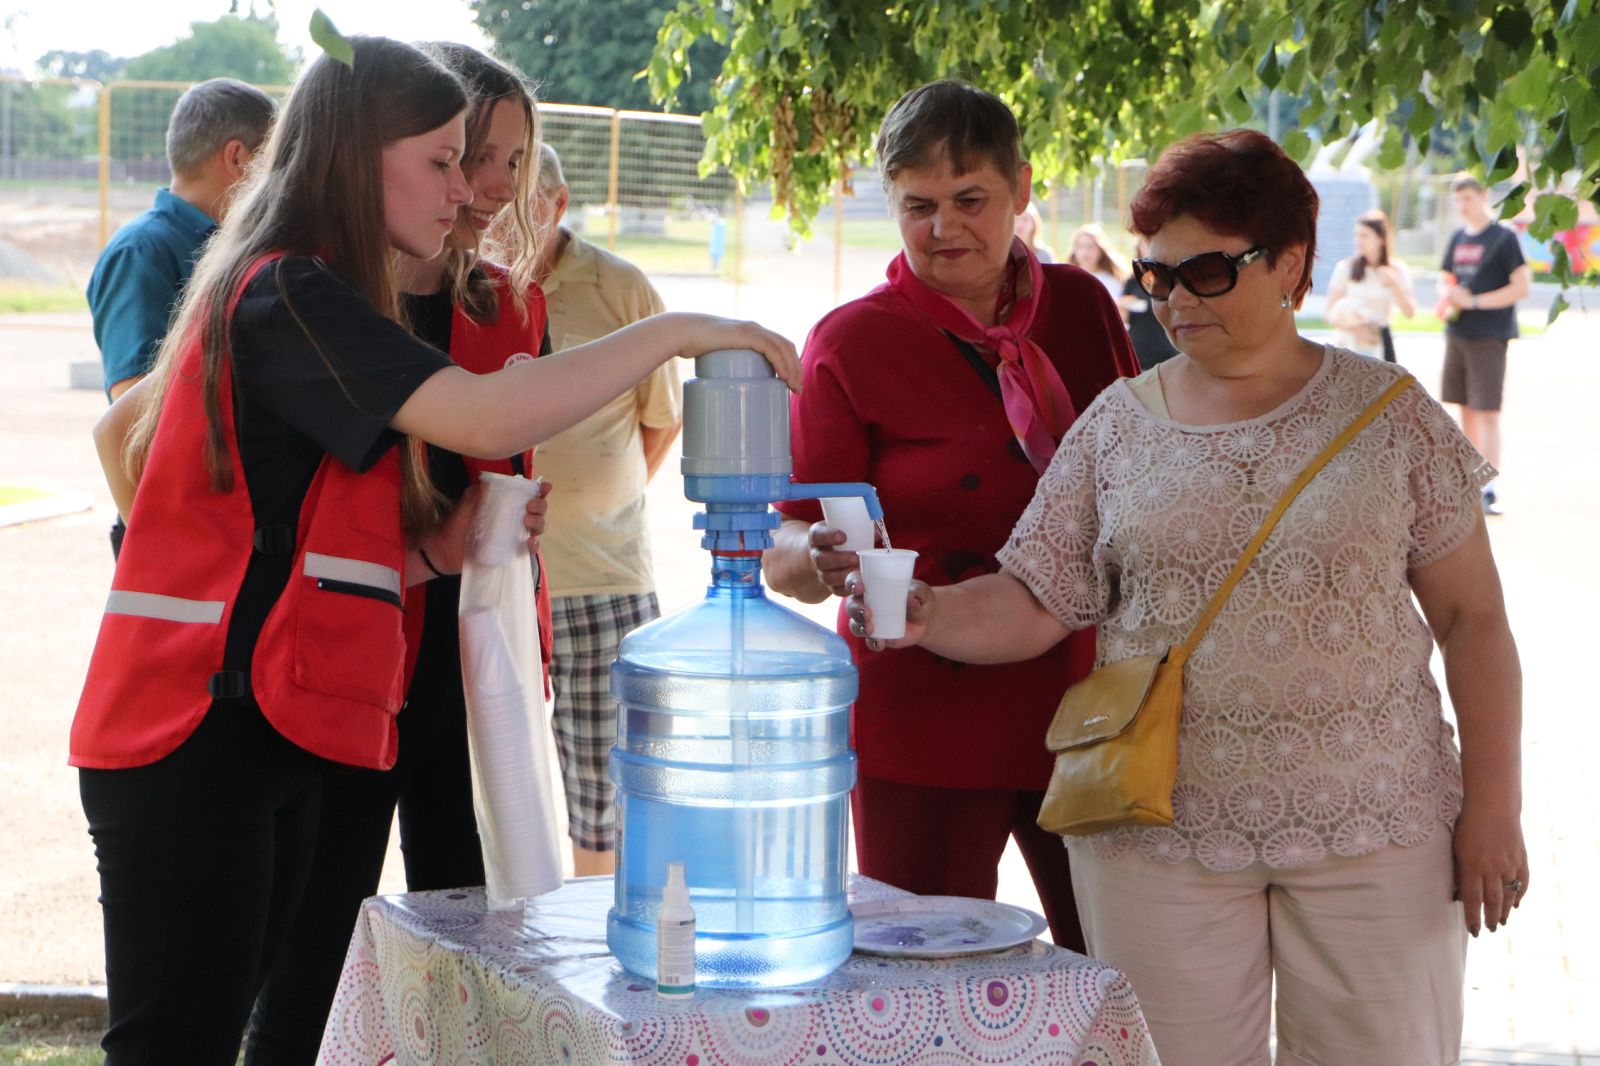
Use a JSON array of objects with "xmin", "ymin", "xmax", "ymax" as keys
[
  {"xmin": 238, "ymin": 44, "xmax": 559, "ymax": 1065},
  {"xmin": 77, "ymin": 37, "xmax": 797, "ymax": 1065}
]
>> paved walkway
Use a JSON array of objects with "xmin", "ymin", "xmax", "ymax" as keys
[{"xmin": 1, "ymin": 258, "xmax": 1595, "ymax": 1060}]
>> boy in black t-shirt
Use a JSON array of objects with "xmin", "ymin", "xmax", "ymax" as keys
[{"xmin": 1438, "ymin": 175, "xmax": 1532, "ymax": 514}]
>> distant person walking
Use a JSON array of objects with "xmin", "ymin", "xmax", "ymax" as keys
[
  {"xmin": 1326, "ymin": 209, "xmax": 1414, "ymax": 362},
  {"xmin": 1438, "ymin": 176, "xmax": 1531, "ymax": 514},
  {"xmin": 527, "ymin": 144, "xmax": 684, "ymax": 876},
  {"xmin": 86, "ymin": 77, "xmax": 276, "ymax": 555}
]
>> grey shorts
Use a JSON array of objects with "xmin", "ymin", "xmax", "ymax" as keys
[
  {"xmin": 1441, "ymin": 334, "xmax": 1508, "ymax": 411},
  {"xmin": 548, "ymin": 591, "xmax": 659, "ymax": 852}
]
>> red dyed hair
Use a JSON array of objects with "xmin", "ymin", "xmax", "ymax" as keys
[{"xmin": 1129, "ymin": 129, "xmax": 1319, "ymax": 306}]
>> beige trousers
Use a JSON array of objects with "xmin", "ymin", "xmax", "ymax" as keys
[{"xmin": 1066, "ymin": 830, "xmax": 1468, "ymax": 1066}]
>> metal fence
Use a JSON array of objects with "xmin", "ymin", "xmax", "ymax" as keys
[
  {"xmin": 0, "ymin": 76, "xmax": 742, "ymax": 288},
  {"xmin": 1, "ymin": 73, "xmax": 1586, "ymax": 298}
]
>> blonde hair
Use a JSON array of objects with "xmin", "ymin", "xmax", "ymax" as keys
[
  {"xmin": 420, "ymin": 43, "xmax": 542, "ymax": 322},
  {"xmin": 125, "ymin": 38, "xmax": 468, "ymax": 538}
]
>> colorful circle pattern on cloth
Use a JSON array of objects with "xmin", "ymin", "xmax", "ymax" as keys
[
  {"xmin": 320, "ymin": 885, "xmax": 1157, "ymax": 1066},
  {"xmin": 944, "ymin": 974, "xmax": 1042, "ymax": 1062},
  {"xmin": 694, "ymin": 1002, "xmax": 816, "ymax": 1066},
  {"xmin": 819, "ymin": 985, "xmax": 937, "ymax": 1064},
  {"xmin": 1001, "ymin": 350, "xmax": 1480, "ymax": 871}
]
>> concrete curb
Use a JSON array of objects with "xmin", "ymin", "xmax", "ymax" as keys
[{"xmin": 0, "ymin": 982, "xmax": 107, "ymax": 1025}]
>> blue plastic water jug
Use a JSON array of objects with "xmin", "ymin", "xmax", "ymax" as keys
[{"xmin": 606, "ymin": 349, "xmax": 880, "ymax": 988}]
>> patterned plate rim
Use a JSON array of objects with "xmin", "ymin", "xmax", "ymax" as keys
[{"xmin": 848, "ymin": 895, "xmax": 1049, "ymax": 958}]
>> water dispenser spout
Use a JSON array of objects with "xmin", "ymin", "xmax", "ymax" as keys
[{"xmin": 782, "ymin": 483, "xmax": 883, "ymax": 521}]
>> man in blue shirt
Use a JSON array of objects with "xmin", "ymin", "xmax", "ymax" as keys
[
  {"xmin": 89, "ymin": 78, "xmax": 276, "ymax": 402},
  {"xmin": 88, "ymin": 78, "xmax": 275, "ymax": 555}
]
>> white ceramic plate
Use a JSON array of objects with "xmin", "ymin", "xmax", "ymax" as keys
[{"xmin": 850, "ymin": 896, "xmax": 1049, "ymax": 958}]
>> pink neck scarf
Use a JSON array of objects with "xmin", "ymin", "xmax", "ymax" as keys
[{"xmin": 885, "ymin": 238, "xmax": 1076, "ymax": 473}]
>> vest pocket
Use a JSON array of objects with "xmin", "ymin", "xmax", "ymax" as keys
[{"xmin": 290, "ymin": 553, "xmax": 406, "ymax": 711}]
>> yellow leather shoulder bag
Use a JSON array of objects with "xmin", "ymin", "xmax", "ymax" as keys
[{"xmin": 1037, "ymin": 374, "xmax": 1415, "ymax": 837}]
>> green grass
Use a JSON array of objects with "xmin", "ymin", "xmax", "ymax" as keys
[
  {"xmin": 0, "ymin": 486, "xmax": 52, "ymax": 507},
  {"xmin": 837, "ymin": 218, "xmax": 905, "ymax": 250},
  {"xmin": 0, "ymin": 1018, "xmax": 104, "ymax": 1066},
  {"xmin": 1296, "ymin": 313, "xmax": 1547, "ymax": 336},
  {"xmin": 0, "ymin": 283, "xmax": 87, "ymax": 315},
  {"xmin": 607, "ymin": 217, "xmax": 733, "ymax": 277}
]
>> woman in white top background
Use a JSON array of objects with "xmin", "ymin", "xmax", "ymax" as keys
[
  {"xmin": 1069, "ymin": 222, "xmax": 1130, "ymax": 305},
  {"xmin": 1326, "ymin": 209, "xmax": 1415, "ymax": 361}
]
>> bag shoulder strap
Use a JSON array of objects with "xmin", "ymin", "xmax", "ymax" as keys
[
  {"xmin": 942, "ymin": 331, "xmax": 1003, "ymax": 399},
  {"xmin": 1168, "ymin": 373, "xmax": 1415, "ymax": 665}
]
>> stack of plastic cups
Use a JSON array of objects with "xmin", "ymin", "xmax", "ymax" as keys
[{"xmin": 459, "ymin": 473, "xmax": 564, "ymax": 910}]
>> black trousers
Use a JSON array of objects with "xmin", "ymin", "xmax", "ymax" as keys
[
  {"xmin": 80, "ymin": 701, "xmax": 325, "ymax": 1066},
  {"xmin": 243, "ymin": 680, "xmax": 484, "ymax": 1065}
]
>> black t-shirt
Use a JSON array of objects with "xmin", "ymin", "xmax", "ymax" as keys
[
  {"xmin": 401, "ymin": 287, "xmax": 471, "ymax": 702},
  {"xmin": 1442, "ymin": 223, "xmax": 1525, "ymax": 340},
  {"xmin": 221, "ymin": 257, "xmax": 453, "ymax": 681},
  {"xmin": 1122, "ymin": 275, "xmax": 1178, "ymax": 369}
]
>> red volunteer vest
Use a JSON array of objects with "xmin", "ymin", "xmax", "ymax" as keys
[
  {"xmin": 399, "ymin": 264, "xmax": 555, "ymax": 687},
  {"xmin": 73, "ymin": 254, "xmax": 413, "ymax": 770}
]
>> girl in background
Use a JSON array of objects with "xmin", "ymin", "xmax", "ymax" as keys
[
  {"xmin": 1326, "ymin": 209, "xmax": 1415, "ymax": 361},
  {"xmin": 1069, "ymin": 222, "xmax": 1130, "ymax": 303}
]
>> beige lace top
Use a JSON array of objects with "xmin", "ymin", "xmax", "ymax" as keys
[{"xmin": 998, "ymin": 348, "xmax": 1491, "ymax": 870}]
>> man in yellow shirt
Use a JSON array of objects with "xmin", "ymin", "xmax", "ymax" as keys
[{"xmin": 529, "ymin": 145, "xmax": 683, "ymax": 875}]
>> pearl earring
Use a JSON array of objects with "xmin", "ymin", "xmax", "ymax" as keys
[{"xmin": 1280, "ymin": 293, "xmax": 1293, "ymax": 309}]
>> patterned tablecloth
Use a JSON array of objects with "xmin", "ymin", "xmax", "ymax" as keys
[{"xmin": 318, "ymin": 876, "xmax": 1159, "ymax": 1066}]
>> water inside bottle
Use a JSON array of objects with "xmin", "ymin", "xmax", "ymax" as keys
[{"xmin": 608, "ymin": 580, "xmax": 857, "ymax": 988}]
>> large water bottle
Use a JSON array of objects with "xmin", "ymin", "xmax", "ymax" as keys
[{"xmin": 606, "ymin": 350, "xmax": 879, "ymax": 988}]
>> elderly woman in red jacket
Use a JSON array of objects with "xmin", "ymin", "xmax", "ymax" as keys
[{"xmin": 764, "ymin": 80, "xmax": 1137, "ymax": 950}]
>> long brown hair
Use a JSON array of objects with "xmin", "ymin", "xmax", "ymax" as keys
[
  {"xmin": 1349, "ymin": 210, "xmax": 1391, "ymax": 282},
  {"xmin": 420, "ymin": 43, "xmax": 541, "ymax": 322},
  {"xmin": 125, "ymin": 37, "xmax": 468, "ymax": 537}
]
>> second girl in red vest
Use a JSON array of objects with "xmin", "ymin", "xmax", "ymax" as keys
[{"xmin": 76, "ymin": 36, "xmax": 797, "ymax": 1065}]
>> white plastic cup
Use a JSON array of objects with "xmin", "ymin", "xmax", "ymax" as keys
[
  {"xmin": 857, "ymin": 548, "xmax": 919, "ymax": 640},
  {"xmin": 820, "ymin": 496, "xmax": 875, "ymax": 551}
]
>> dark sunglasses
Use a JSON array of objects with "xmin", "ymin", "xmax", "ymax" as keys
[{"xmin": 1132, "ymin": 246, "xmax": 1267, "ymax": 300}]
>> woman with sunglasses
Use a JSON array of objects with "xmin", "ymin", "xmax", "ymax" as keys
[
  {"xmin": 848, "ymin": 129, "xmax": 1524, "ymax": 1066},
  {"xmin": 763, "ymin": 80, "xmax": 1138, "ymax": 953},
  {"xmin": 1325, "ymin": 209, "xmax": 1415, "ymax": 361}
]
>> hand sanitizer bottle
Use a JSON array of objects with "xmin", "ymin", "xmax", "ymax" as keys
[{"xmin": 656, "ymin": 862, "xmax": 695, "ymax": 999}]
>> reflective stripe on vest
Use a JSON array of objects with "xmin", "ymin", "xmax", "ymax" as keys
[
  {"xmin": 105, "ymin": 590, "xmax": 225, "ymax": 624},
  {"xmin": 303, "ymin": 552, "xmax": 402, "ymax": 597}
]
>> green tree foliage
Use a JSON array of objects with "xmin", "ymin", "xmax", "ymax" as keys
[
  {"xmin": 110, "ymin": 14, "xmax": 292, "ymax": 166},
  {"xmin": 651, "ymin": 0, "xmax": 1599, "ymax": 288},
  {"xmin": 120, "ymin": 13, "xmax": 294, "ymax": 85},
  {"xmin": 37, "ymin": 49, "xmax": 127, "ymax": 82},
  {"xmin": 0, "ymin": 82, "xmax": 96, "ymax": 166},
  {"xmin": 473, "ymin": 0, "xmax": 724, "ymax": 114}
]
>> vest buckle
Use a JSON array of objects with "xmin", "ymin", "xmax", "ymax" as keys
[
  {"xmin": 253, "ymin": 525, "xmax": 296, "ymax": 555},
  {"xmin": 207, "ymin": 670, "xmax": 249, "ymax": 701}
]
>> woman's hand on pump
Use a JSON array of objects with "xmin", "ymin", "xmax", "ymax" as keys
[{"xmin": 673, "ymin": 314, "xmax": 802, "ymax": 393}]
